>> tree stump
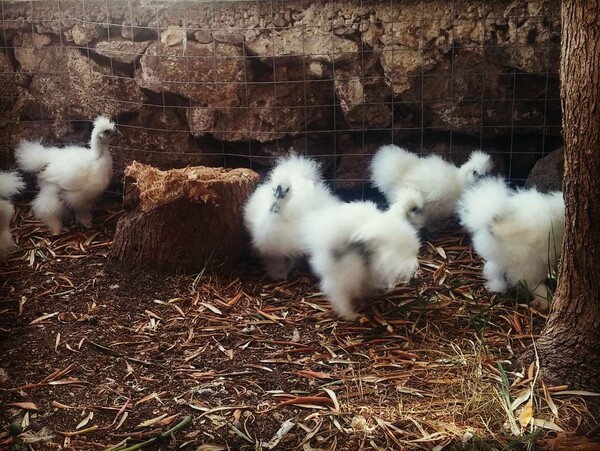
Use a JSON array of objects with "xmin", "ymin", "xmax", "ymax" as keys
[{"xmin": 109, "ymin": 161, "xmax": 259, "ymax": 273}]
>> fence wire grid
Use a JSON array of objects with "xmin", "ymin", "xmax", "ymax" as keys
[{"xmin": 0, "ymin": 0, "xmax": 562, "ymax": 199}]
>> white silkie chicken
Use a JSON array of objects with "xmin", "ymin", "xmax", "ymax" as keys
[
  {"xmin": 15, "ymin": 116, "xmax": 120, "ymax": 235},
  {"xmin": 243, "ymin": 155, "xmax": 339, "ymax": 280},
  {"xmin": 300, "ymin": 189, "xmax": 422, "ymax": 320},
  {"xmin": 0, "ymin": 171, "xmax": 25, "ymax": 257},
  {"xmin": 370, "ymin": 145, "xmax": 493, "ymax": 231},
  {"xmin": 458, "ymin": 177, "xmax": 565, "ymax": 310}
]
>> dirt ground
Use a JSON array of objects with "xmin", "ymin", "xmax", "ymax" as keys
[{"xmin": 1, "ymin": 203, "xmax": 599, "ymax": 450}]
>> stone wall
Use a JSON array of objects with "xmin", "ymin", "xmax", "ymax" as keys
[{"xmin": 0, "ymin": 0, "xmax": 562, "ymax": 188}]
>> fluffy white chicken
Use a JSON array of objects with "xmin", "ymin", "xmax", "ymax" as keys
[
  {"xmin": 15, "ymin": 116, "xmax": 120, "ymax": 234},
  {"xmin": 0, "ymin": 171, "xmax": 25, "ymax": 257},
  {"xmin": 370, "ymin": 145, "xmax": 493, "ymax": 231},
  {"xmin": 244, "ymin": 155, "xmax": 339, "ymax": 280},
  {"xmin": 300, "ymin": 190, "xmax": 421, "ymax": 320},
  {"xmin": 458, "ymin": 177, "xmax": 565, "ymax": 310}
]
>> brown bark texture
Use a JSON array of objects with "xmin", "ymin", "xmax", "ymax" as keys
[
  {"xmin": 532, "ymin": 0, "xmax": 600, "ymax": 390},
  {"xmin": 109, "ymin": 162, "xmax": 259, "ymax": 274}
]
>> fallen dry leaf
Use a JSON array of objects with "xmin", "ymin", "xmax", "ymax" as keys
[
  {"xmin": 519, "ymin": 398, "xmax": 533, "ymax": 428},
  {"xmin": 7, "ymin": 402, "xmax": 38, "ymax": 411},
  {"xmin": 295, "ymin": 370, "xmax": 332, "ymax": 380}
]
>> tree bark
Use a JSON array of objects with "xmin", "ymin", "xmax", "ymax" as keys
[
  {"xmin": 109, "ymin": 162, "xmax": 259, "ymax": 273},
  {"xmin": 529, "ymin": 0, "xmax": 600, "ymax": 390}
]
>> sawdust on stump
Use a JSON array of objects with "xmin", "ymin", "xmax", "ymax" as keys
[{"xmin": 109, "ymin": 161, "xmax": 259, "ymax": 273}]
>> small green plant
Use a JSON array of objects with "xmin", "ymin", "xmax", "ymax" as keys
[
  {"xmin": 506, "ymin": 430, "xmax": 541, "ymax": 451},
  {"xmin": 462, "ymin": 286, "xmax": 493, "ymax": 341},
  {"xmin": 543, "ymin": 221, "xmax": 561, "ymax": 306},
  {"xmin": 493, "ymin": 362, "xmax": 545, "ymax": 451},
  {"xmin": 467, "ymin": 310, "xmax": 490, "ymax": 339},
  {"xmin": 9, "ymin": 421, "xmax": 26, "ymax": 451},
  {"xmin": 190, "ymin": 246, "xmax": 225, "ymax": 292}
]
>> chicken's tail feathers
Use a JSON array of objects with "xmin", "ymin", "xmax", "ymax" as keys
[
  {"xmin": 15, "ymin": 140, "xmax": 52, "ymax": 174},
  {"xmin": 370, "ymin": 145, "xmax": 417, "ymax": 195},
  {"xmin": 0, "ymin": 171, "xmax": 25, "ymax": 199}
]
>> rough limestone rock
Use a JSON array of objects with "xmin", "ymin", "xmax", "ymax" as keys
[
  {"xmin": 377, "ymin": 2, "xmax": 559, "ymax": 92},
  {"xmin": 334, "ymin": 55, "xmax": 393, "ymax": 129},
  {"xmin": 14, "ymin": 33, "xmax": 142, "ymax": 120},
  {"xmin": 93, "ymin": 39, "xmax": 151, "ymax": 64},
  {"xmin": 525, "ymin": 147, "xmax": 564, "ymax": 192},
  {"xmin": 0, "ymin": 0, "xmax": 562, "ymax": 189},
  {"xmin": 0, "ymin": 52, "xmax": 18, "ymax": 114},
  {"xmin": 0, "ymin": 120, "xmax": 82, "ymax": 149},
  {"xmin": 375, "ymin": 2, "xmax": 561, "ymax": 134},
  {"xmin": 135, "ymin": 41, "xmax": 250, "ymax": 107},
  {"xmin": 115, "ymin": 106, "xmax": 222, "ymax": 176},
  {"xmin": 109, "ymin": 162, "xmax": 259, "ymax": 273},
  {"xmin": 188, "ymin": 79, "xmax": 334, "ymax": 142},
  {"xmin": 160, "ymin": 26, "xmax": 186, "ymax": 47},
  {"xmin": 0, "ymin": 122, "xmax": 63, "ymax": 168},
  {"xmin": 245, "ymin": 28, "xmax": 360, "ymax": 65},
  {"xmin": 69, "ymin": 23, "xmax": 103, "ymax": 45}
]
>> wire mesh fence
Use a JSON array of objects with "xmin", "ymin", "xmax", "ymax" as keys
[{"xmin": 0, "ymin": 0, "xmax": 562, "ymax": 199}]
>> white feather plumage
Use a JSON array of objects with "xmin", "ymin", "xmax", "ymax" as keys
[
  {"xmin": 458, "ymin": 151, "xmax": 494, "ymax": 187},
  {"xmin": 300, "ymin": 199, "xmax": 421, "ymax": 320},
  {"xmin": 0, "ymin": 171, "xmax": 25, "ymax": 257},
  {"xmin": 458, "ymin": 177, "xmax": 565, "ymax": 310},
  {"xmin": 391, "ymin": 187, "xmax": 426, "ymax": 228},
  {"xmin": 458, "ymin": 177, "xmax": 511, "ymax": 235},
  {"xmin": 370, "ymin": 145, "xmax": 492, "ymax": 230},
  {"xmin": 244, "ymin": 155, "xmax": 339, "ymax": 280},
  {"xmin": 15, "ymin": 116, "xmax": 120, "ymax": 234}
]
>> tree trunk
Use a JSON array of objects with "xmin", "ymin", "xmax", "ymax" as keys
[
  {"xmin": 529, "ymin": 0, "xmax": 600, "ymax": 390},
  {"xmin": 109, "ymin": 161, "xmax": 259, "ymax": 273}
]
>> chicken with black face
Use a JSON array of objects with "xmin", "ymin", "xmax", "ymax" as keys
[{"xmin": 244, "ymin": 155, "xmax": 339, "ymax": 280}]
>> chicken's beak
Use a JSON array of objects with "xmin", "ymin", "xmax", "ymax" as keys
[
  {"xmin": 274, "ymin": 185, "xmax": 288, "ymax": 199},
  {"xmin": 109, "ymin": 129, "xmax": 123, "ymax": 142}
]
